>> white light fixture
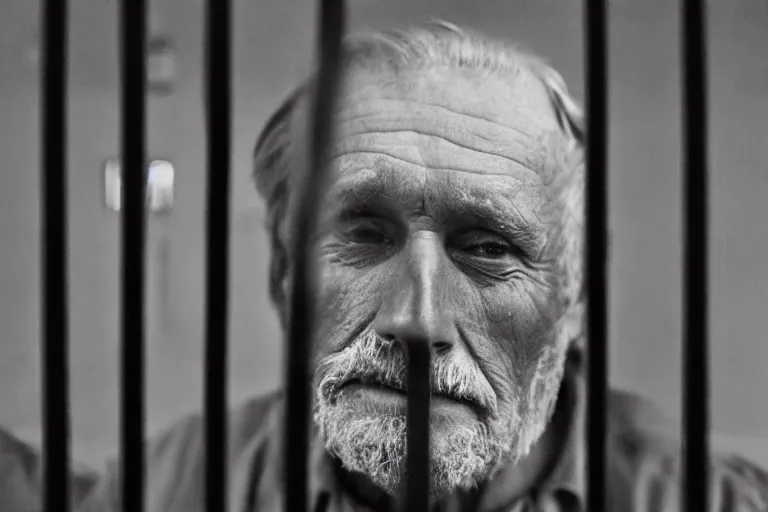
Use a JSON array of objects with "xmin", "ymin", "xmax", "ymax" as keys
[{"xmin": 103, "ymin": 157, "xmax": 175, "ymax": 214}]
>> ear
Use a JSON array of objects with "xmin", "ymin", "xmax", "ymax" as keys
[
  {"xmin": 264, "ymin": 180, "xmax": 292, "ymax": 332},
  {"xmin": 270, "ymin": 247, "xmax": 291, "ymax": 332},
  {"xmin": 540, "ymin": 68, "xmax": 585, "ymax": 146}
]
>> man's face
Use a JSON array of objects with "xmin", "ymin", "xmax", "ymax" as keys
[{"xmin": 308, "ymin": 65, "xmax": 570, "ymax": 499}]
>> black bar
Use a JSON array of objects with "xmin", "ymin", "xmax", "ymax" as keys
[
  {"xmin": 583, "ymin": 0, "xmax": 609, "ymax": 511},
  {"xmin": 681, "ymin": 0, "xmax": 710, "ymax": 510},
  {"xmin": 284, "ymin": 1, "xmax": 345, "ymax": 511},
  {"xmin": 120, "ymin": 0, "xmax": 147, "ymax": 509},
  {"xmin": 204, "ymin": 0, "xmax": 232, "ymax": 509},
  {"xmin": 404, "ymin": 341, "xmax": 431, "ymax": 512},
  {"xmin": 41, "ymin": 0, "xmax": 71, "ymax": 510}
]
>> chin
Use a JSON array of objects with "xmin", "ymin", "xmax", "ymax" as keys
[
  {"xmin": 310, "ymin": 332, "xmax": 567, "ymax": 500},
  {"xmin": 314, "ymin": 390, "xmax": 525, "ymax": 500}
]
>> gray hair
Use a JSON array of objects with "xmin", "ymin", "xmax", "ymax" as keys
[{"xmin": 252, "ymin": 21, "xmax": 585, "ymax": 345}]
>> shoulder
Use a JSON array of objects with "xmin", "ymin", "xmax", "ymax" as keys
[
  {"xmin": 77, "ymin": 390, "xmax": 284, "ymax": 512},
  {"xmin": 146, "ymin": 389, "xmax": 284, "ymax": 501},
  {"xmin": 146, "ymin": 389, "xmax": 285, "ymax": 464},
  {"xmin": 0, "ymin": 425, "xmax": 98, "ymax": 510},
  {"xmin": 0, "ymin": 426, "xmax": 46, "ymax": 510},
  {"xmin": 606, "ymin": 390, "xmax": 768, "ymax": 511}
]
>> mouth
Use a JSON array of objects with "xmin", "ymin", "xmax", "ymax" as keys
[{"xmin": 338, "ymin": 378, "xmax": 483, "ymax": 418}]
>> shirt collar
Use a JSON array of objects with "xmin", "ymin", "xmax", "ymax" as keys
[{"xmin": 231, "ymin": 359, "xmax": 586, "ymax": 512}]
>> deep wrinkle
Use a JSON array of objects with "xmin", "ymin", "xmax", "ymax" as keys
[
  {"xmin": 310, "ymin": 63, "xmax": 571, "ymax": 502},
  {"xmin": 325, "ymin": 163, "xmax": 546, "ymax": 260},
  {"xmin": 318, "ymin": 155, "xmax": 558, "ymax": 403},
  {"xmin": 317, "ymin": 110, "xmax": 559, "ymax": 397},
  {"xmin": 335, "ymin": 98, "xmax": 537, "ymax": 141},
  {"xmin": 338, "ymin": 66, "xmax": 557, "ymax": 137},
  {"xmin": 334, "ymin": 127, "xmax": 540, "ymax": 171}
]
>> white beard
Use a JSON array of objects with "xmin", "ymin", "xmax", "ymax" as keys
[{"xmin": 311, "ymin": 327, "xmax": 566, "ymax": 500}]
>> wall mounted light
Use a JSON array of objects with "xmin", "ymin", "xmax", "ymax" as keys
[{"xmin": 103, "ymin": 157, "xmax": 175, "ymax": 214}]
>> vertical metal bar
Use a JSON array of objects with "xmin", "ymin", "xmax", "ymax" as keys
[
  {"xmin": 584, "ymin": 0, "xmax": 609, "ymax": 511},
  {"xmin": 284, "ymin": 1, "xmax": 345, "ymax": 511},
  {"xmin": 120, "ymin": 0, "xmax": 147, "ymax": 509},
  {"xmin": 404, "ymin": 341, "xmax": 430, "ymax": 512},
  {"xmin": 681, "ymin": 0, "xmax": 710, "ymax": 510},
  {"xmin": 41, "ymin": 0, "xmax": 71, "ymax": 510},
  {"xmin": 204, "ymin": 0, "xmax": 232, "ymax": 509}
]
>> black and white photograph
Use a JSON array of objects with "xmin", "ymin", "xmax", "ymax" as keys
[{"xmin": 0, "ymin": 0, "xmax": 767, "ymax": 510}]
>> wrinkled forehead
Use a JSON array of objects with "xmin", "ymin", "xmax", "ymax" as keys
[
  {"xmin": 287, "ymin": 65, "xmax": 561, "ymax": 172},
  {"xmin": 340, "ymin": 65, "xmax": 561, "ymax": 142}
]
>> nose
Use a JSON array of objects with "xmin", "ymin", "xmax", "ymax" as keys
[{"xmin": 373, "ymin": 234, "xmax": 458, "ymax": 357}]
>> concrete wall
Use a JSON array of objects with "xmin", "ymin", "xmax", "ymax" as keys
[{"xmin": 1, "ymin": 0, "xmax": 766, "ymax": 469}]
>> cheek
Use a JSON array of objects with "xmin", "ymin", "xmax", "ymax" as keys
[
  {"xmin": 476, "ymin": 278, "xmax": 560, "ymax": 401},
  {"xmin": 314, "ymin": 257, "xmax": 380, "ymax": 358},
  {"xmin": 520, "ymin": 344, "xmax": 566, "ymax": 422}
]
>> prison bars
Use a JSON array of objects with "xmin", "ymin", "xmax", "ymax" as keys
[
  {"xmin": 119, "ymin": 0, "xmax": 148, "ymax": 510},
  {"xmin": 284, "ymin": 2, "xmax": 346, "ymax": 512},
  {"xmin": 41, "ymin": 0, "xmax": 70, "ymax": 510},
  {"xmin": 203, "ymin": 0, "xmax": 232, "ymax": 510},
  {"xmin": 682, "ymin": 0, "xmax": 711, "ymax": 510},
  {"xmin": 584, "ymin": 0, "xmax": 609, "ymax": 511},
  {"xmin": 37, "ymin": 1, "xmax": 713, "ymax": 511},
  {"xmin": 403, "ymin": 341, "xmax": 432, "ymax": 512}
]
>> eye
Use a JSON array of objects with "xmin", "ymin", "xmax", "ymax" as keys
[
  {"xmin": 454, "ymin": 231, "xmax": 520, "ymax": 261},
  {"xmin": 349, "ymin": 227, "xmax": 390, "ymax": 245},
  {"xmin": 341, "ymin": 219, "xmax": 393, "ymax": 246},
  {"xmin": 464, "ymin": 241, "xmax": 514, "ymax": 259}
]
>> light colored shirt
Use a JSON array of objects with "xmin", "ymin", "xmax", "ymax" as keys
[{"xmin": 3, "ymin": 365, "xmax": 768, "ymax": 511}]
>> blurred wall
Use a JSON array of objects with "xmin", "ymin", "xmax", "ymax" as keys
[{"xmin": 0, "ymin": 0, "xmax": 766, "ymax": 468}]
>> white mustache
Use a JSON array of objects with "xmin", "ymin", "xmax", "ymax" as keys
[{"xmin": 315, "ymin": 328, "xmax": 499, "ymax": 417}]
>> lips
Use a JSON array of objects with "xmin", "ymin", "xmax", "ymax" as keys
[
  {"xmin": 343, "ymin": 377, "xmax": 405, "ymax": 394},
  {"xmin": 340, "ymin": 377, "xmax": 479, "ymax": 412}
]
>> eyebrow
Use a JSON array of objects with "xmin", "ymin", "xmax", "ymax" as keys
[
  {"xmin": 330, "ymin": 170, "xmax": 418, "ymax": 210},
  {"xmin": 452, "ymin": 196, "xmax": 547, "ymax": 254},
  {"xmin": 327, "ymin": 170, "xmax": 549, "ymax": 256}
]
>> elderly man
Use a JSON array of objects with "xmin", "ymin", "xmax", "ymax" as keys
[{"xmin": 3, "ymin": 22, "xmax": 767, "ymax": 512}]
